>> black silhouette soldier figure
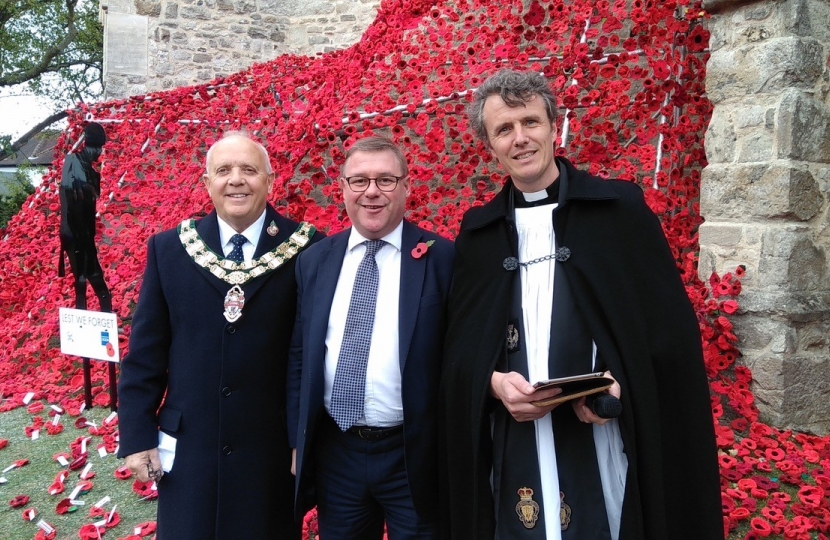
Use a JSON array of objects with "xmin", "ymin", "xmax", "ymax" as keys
[
  {"xmin": 59, "ymin": 122, "xmax": 116, "ymax": 409},
  {"xmin": 59, "ymin": 122, "xmax": 111, "ymax": 313}
]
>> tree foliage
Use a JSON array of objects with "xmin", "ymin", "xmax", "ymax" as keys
[
  {"xmin": 0, "ymin": 0, "xmax": 101, "ymax": 160},
  {"xmin": 0, "ymin": 0, "xmax": 103, "ymax": 106},
  {"xmin": 0, "ymin": 169, "xmax": 36, "ymax": 228}
]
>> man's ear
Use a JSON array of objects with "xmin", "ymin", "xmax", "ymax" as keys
[{"xmin": 487, "ymin": 144, "xmax": 500, "ymax": 164}]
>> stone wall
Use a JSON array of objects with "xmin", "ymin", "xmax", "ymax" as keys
[
  {"xmin": 700, "ymin": 0, "xmax": 830, "ymax": 432},
  {"xmin": 100, "ymin": 0, "xmax": 380, "ymax": 99}
]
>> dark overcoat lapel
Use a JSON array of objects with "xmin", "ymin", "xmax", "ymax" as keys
[{"xmin": 398, "ymin": 221, "xmax": 426, "ymax": 373}]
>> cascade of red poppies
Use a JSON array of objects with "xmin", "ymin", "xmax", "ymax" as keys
[
  {"xmin": 3, "ymin": 0, "xmax": 830, "ymax": 537},
  {"xmin": 1, "ymin": 0, "xmax": 717, "ymax": 404}
]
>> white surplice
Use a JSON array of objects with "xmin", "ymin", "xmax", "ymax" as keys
[{"xmin": 515, "ymin": 203, "xmax": 628, "ymax": 540}]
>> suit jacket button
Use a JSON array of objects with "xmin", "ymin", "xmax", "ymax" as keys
[
  {"xmin": 227, "ymin": 325, "xmax": 236, "ymax": 334},
  {"xmin": 222, "ymin": 445, "xmax": 233, "ymax": 455},
  {"xmin": 221, "ymin": 386, "xmax": 232, "ymax": 397}
]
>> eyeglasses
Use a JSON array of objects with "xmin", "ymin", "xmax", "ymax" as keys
[{"xmin": 343, "ymin": 175, "xmax": 405, "ymax": 192}]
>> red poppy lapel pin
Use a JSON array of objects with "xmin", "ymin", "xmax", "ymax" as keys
[{"xmin": 411, "ymin": 240, "xmax": 435, "ymax": 259}]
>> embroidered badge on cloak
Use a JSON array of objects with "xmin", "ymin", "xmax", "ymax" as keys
[
  {"xmin": 560, "ymin": 492, "xmax": 572, "ymax": 530},
  {"xmin": 516, "ymin": 487, "xmax": 540, "ymax": 529},
  {"xmin": 507, "ymin": 319, "xmax": 521, "ymax": 353}
]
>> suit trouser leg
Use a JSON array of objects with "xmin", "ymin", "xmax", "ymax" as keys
[{"xmin": 314, "ymin": 416, "xmax": 437, "ymax": 540}]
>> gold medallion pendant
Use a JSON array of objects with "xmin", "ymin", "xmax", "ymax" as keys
[
  {"xmin": 223, "ymin": 285, "xmax": 245, "ymax": 322},
  {"xmin": 560, "ymin": 491, "xmax": 572, "ymax": 530},
  {"xmin": 515, "ymin": 487, "xmax": 540, "ymax": 529}
]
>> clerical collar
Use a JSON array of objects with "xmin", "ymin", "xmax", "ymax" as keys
[{"xmin": 513, "ymin": 180, "xmax": 560, "ymax": 208}]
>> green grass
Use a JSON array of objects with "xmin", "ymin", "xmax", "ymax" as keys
[
  {"xmin": 0, "ymin": 403, "xmax": 156, "ymax": 540},
  {"xmin": 2, "ymin": 402, "xmax": 808, "ymax": 540}
]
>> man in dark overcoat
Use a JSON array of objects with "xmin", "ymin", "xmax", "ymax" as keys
[
  {"xmin": 117, "ymin": 131, "xmax": 320, "ymax": 539},
  {"xmin": 288, "ymin": 136, "xmax": 453, "ymax": 539},
  {"xmin": 441, "ymin": 69, "xmax": 722, "ymax": 539}
]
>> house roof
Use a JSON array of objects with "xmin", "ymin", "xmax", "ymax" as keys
[{"xmin": 0, "ymin": 131, "xmax": 60, "ymax": 167}]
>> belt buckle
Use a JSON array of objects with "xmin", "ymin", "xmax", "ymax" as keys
[{"xmin": 358, "ymin": 428, "xmax": 377, "ymax": 441}]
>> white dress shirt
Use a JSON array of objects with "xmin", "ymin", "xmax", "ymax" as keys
[
  {"xmin": 324, "ymin": 222, "xmax": 404, "ymax": 427},
  {"xmin": 217, "ymin": 210, "xmax": 266, "ymax": 263}
]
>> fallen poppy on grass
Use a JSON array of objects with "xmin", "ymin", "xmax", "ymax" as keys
[
  {"xmin": 56, "ymin": 498, "xmax": 78, "ymax": 515},
  {"xmin": 9, "ymin": 494, "xmax": 30, "ymax": 508},
  {"xmin": 78, "ymin": 523, "xmax": 106, "ymax": 539},
  {"xmin": 132, "ymin": 521, "xmax": 157, "ymax": 536}
]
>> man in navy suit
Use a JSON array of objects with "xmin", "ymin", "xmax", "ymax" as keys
[
  {"xmin": 287, "ymin": 136, "xmax": 453, "ymax": 539},
  {"xmin": 118, "ymin": 131, "xmax": 320, "ymax": 539}
]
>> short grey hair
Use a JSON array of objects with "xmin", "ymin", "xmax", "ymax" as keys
[
  {"xmin": 468, "ymin": 69, "xmax": 559, "ymax": 147},
  {"xmin": 343, "ymin": 136, "xmax": 409, "ymax": 178},
  {"xmin": 205, "ymin": 130, "xmax": 273, "ymax": 174}
]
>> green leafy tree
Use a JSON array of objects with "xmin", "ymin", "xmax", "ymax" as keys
[
  {"xmin": 0, "ymin": 169, "xmax": 36, "ymax": 228},
  {"xmin": 0, "ymin": 0, "xmax": 103, "ymax": 160}
]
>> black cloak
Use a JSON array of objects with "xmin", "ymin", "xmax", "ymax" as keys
[{"xmin": 440, "ymin": 158, "xmax": 723, "ymax": 539}]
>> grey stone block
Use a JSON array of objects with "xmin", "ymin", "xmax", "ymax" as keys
[
  {"xmin": 180, "ymin": 5, "xmax": 213, "ymax": 19},
  {"xmin": 172, "ymin": 49, "xmax": 192, "ymax": 61},
  {"xmin": 704, "ymin": 109, "xmax": 737, "ymax": 163},
  {"xmin": 757, "ymin": 228, "xmax": 826, "ymax": 290},
  {"xmin": 698, "ymin": 222, "xmax": 745, "ymax": 246},
  {"xmin": 706, "ymin": 37, "xmax": 824, "ymax": 103},
  {"xmin": 308, "ymin": 35, "xmax": 330, "ymax": 45},
  {"xmin": 735, "ymin": 105, "xmax": 773, "ymax": 129},
  {"xmin": 781, "ymin": 0, "xmax": 830, "ymax": 41},
  {"xmin": 135, "ymin": 0, "xmax": 162, "ymax": 16},
  {"xmin": 233, "ymin": 0, "xmax": 256, "ymax": 13},
  {"xmin": 256, "ymin": 0, "xmax": 335, "ymax": 17},
  {"xmin": 736, "ymin": 131, "xmax": 774, "ymax": 163},
  {"xmin": 747, "ymin": 37, "xmax": 824, "ymax": 92},
  {"xmin": 786, "ymin": 168, "xmax": 822, "ymax": 220},
  {"xmin": 164, "ymin": 2, "xmax": 178, "ymax": 18},
  {"xmin": 154, "ymin": 27, "xmax": 171, "ymax": 42},
  {"xmin": 777, "ymin": 91, "xmax": 830, "ymax": 163},
  {"xmin": 779, "ymin": 354, "xmax": 830, "ymax": 433},
  {"xmin": 700, "ymin": 163, "xmax": 822, "ymax": 220}
]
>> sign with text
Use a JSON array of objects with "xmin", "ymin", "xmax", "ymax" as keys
[{"xmin": 59, "ymin": 308, "xmax": 120, "ymax": 362}]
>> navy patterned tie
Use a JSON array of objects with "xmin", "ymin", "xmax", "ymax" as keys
[
  {"xmin": 330, "ymin": 240, "xmax": 385, "ymax": 431},
  {"xmin": 228, "ymin": 234, "xmax": 247, "ymax": 263}
]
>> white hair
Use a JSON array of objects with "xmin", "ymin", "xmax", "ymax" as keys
[{"xmin": 205, "ymin": 131, "xmax": 273, "ymax": 174}]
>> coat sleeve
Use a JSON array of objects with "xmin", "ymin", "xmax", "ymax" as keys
[
  {"xmin": 116, "ymin": 235, "xmax": 171, "ymax": 457},
  {"xmin": 286, "ymin": 250, "xmax": 307, "ymax": 450}
]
